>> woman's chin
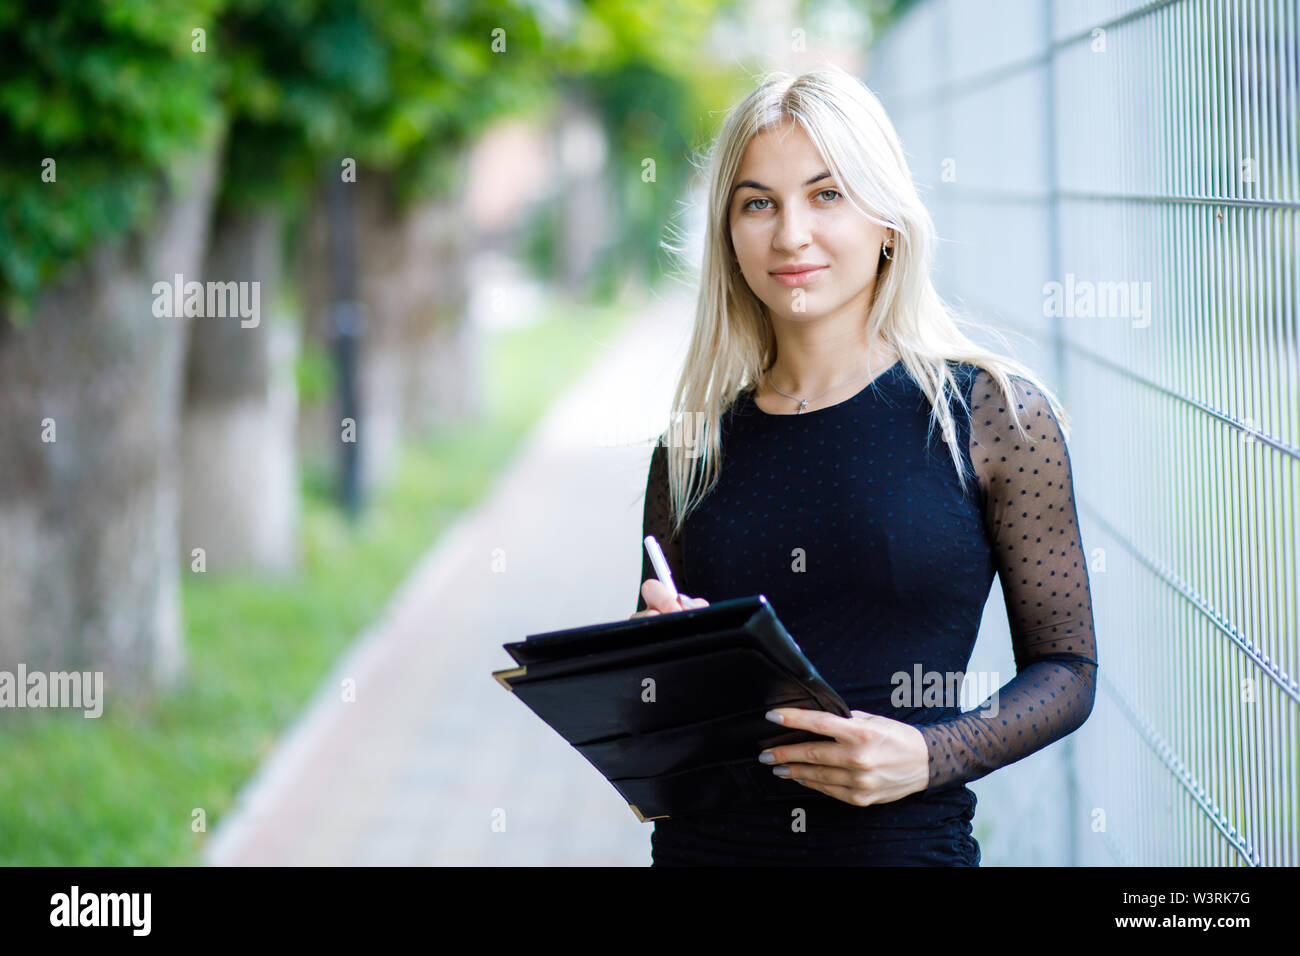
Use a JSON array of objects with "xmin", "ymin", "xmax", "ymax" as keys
[{"xmin": 767, "ymin": 303, "xmax": 833, "ymax": 322}]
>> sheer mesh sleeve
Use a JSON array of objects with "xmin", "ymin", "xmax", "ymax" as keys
[
  {"xmin": 635, "ymin": 437, "xmax": 687, "ymax": 614},
  {"xmin": 919, "ymin": 369, "xmax": 1099, "ymax": 790}
]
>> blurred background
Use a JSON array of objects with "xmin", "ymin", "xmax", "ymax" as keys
[{"xmin": 0, "ymin": 0, "xmax": 1294, "ymax": 867}]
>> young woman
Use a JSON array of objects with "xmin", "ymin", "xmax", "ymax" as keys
[{"xmin": 630, "ymin": 66, "xmax": 1098, "ymax": 866}]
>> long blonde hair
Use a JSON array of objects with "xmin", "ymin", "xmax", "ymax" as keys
[{"xmin": 655, "ymin": 65, "xmax": 1068, "ymax": 542}]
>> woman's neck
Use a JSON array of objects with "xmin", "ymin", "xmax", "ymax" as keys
[{"xmin": 762, "ymin": 337, "xmax": 898, "ymax": 398}]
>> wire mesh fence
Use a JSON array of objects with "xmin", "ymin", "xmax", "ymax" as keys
[{"xmin": 867, "ymin": 0, "xmax": 1298, "ymax": 865}]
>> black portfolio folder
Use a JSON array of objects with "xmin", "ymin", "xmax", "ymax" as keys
[{"xmin": 491, "ymin": 594, "xmax": 851, "ymax": 821}]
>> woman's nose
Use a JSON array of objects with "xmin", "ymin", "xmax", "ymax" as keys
[{"xmin": 773, "ymin": 206, "xmax": 812, "ymax": 252}]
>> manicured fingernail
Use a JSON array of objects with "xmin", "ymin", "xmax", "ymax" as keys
[
  {"xmin": 765, "ymin": 710, "xmax": 784, "ymax": 724},
  {"xmin": 758, "ymin": 751, "xmax": 775, "ymax": 764},
  {"xmin": 772, "ymin": 766, "xmax": 790, "ymax": 777}
]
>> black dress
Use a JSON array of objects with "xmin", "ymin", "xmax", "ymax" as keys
[{"xmin": 635, "ymin": 359, "xmax": 1099, "ymax": 866}]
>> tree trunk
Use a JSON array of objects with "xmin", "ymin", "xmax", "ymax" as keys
[
  {"xmin": 399, "ymin": 184, "xmax": 482, "ymax": 435},
  {"xmin": 554, "ymin": 94, "xmax": 614, "ymax": 295},
  {"xmin": 180, "ymin": 207, "xmax": 300, "ymax": 574},
  {"xmin": 0, "ymin": 145, "xmax": 221, "ymax": 701}
]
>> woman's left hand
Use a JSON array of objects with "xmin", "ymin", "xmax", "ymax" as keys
[{"xmin": 759, "ymin": 708, "xmax": 930, "ymax": 807}]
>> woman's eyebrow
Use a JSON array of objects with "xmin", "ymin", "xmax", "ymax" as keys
[{"xmin": 731, "ymin": 170, "xmax": 833, "ymax": 197}]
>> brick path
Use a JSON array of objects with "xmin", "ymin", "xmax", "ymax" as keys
[{"xmin": 205, "ymin": 287, "xmax": 696, "ymax": 865}]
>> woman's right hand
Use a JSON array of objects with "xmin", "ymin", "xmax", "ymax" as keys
[{"xmin": 629, "ymin": 578, "xmax": 710, "ymax": 618}]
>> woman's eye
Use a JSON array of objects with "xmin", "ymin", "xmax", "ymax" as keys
[{"xmin": 742, "ymin": 190, "xmax": 838, "ymax": 211}]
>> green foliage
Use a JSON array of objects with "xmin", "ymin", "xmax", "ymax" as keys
[
  {"xmin": 216, "ymin": 0, "xmax": 550, "ymax": 215},
  {"xmin": 521, "ymin": 191, "xmax": 561, "ymax": 280},
  {"xmin": 0, "ymin": 0, "xmax": 227, "ymax": 318},
  {"xmin": 0, "ymin": 0, "xmax": 552, "ymax": 319},
  {"xmin": 0, "ymin": 0, "xmax": 830, "ymax": 318},
  {"xmin": 353, "ymin": 0, "xmax": 550, "ymax": 210},
  {"xmin": 214, "ymin": 0, "xmax": 389, "ymax": 212},
  {"xmin": 545, "ymin": 0, "xmax": 740, "ymax": 290},
  {"xmin": 293, "ymin": 336, "xmax": 335, "ymax": 404},
  {"xmin": 584, "ymin": 60, "xmax": 696, "ymax": 286}
]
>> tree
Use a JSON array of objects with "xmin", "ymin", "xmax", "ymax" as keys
[{"xmin": 0, "ymin": 2, "xmax": 226, "ymax": 696}]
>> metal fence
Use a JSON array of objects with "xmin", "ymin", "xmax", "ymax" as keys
[{"xmin": 867, "ymin": 0, "xmax": 1298, "ymax": 865}]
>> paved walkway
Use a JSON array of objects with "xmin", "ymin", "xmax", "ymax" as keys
[{"xmin": 205, "ymin": 286, "xmax": 696, "ymax": 865}]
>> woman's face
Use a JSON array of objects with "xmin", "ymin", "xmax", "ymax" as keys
[{"xmin": 728, "ymin": 120, "xmax": 891, "ymax": 324}]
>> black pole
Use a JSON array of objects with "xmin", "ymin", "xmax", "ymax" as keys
[{"xmin": 326, "ymin": 164, "xmax": 364, "ymax": 519}]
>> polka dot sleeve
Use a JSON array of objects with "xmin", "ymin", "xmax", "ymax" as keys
[
  {"xmin": 635, "ymin": 436, "xmax": 686, "ymax": 613},
  {"xmin": 919, "ymin": 369, "xmax": 1099, "ymax": 790}
]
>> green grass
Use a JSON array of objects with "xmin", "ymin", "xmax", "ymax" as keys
[{"xmin": 0, "ymin": 294, "xmax": 634, "ymax": 865}]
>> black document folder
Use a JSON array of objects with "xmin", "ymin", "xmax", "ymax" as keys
[{"xmin": 491, "ymin": 594, "xmax": 851, "ymax": 821}]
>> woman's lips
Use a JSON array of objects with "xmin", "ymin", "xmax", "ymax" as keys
[{"xmin": 770, "ymin": 266, "xmax": 827, "ymax": 286}]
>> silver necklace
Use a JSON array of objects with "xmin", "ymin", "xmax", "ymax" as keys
[{"xmin": 763, "ymin": 354, "xmax": 896, "ymax": 414}]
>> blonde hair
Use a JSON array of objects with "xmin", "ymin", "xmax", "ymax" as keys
[{"xmin": 655, "ymin": 65, "xmax": 1069, "ymax": 542}]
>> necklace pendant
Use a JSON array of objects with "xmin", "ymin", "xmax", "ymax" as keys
[{"xmin": 798, "ymin": 399, "xmax": 808, "ymax": 414}]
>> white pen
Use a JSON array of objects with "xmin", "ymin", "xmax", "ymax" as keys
[{"xmin": 643, "ymin": 534, "xmax": 680, "ymax": 604}]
